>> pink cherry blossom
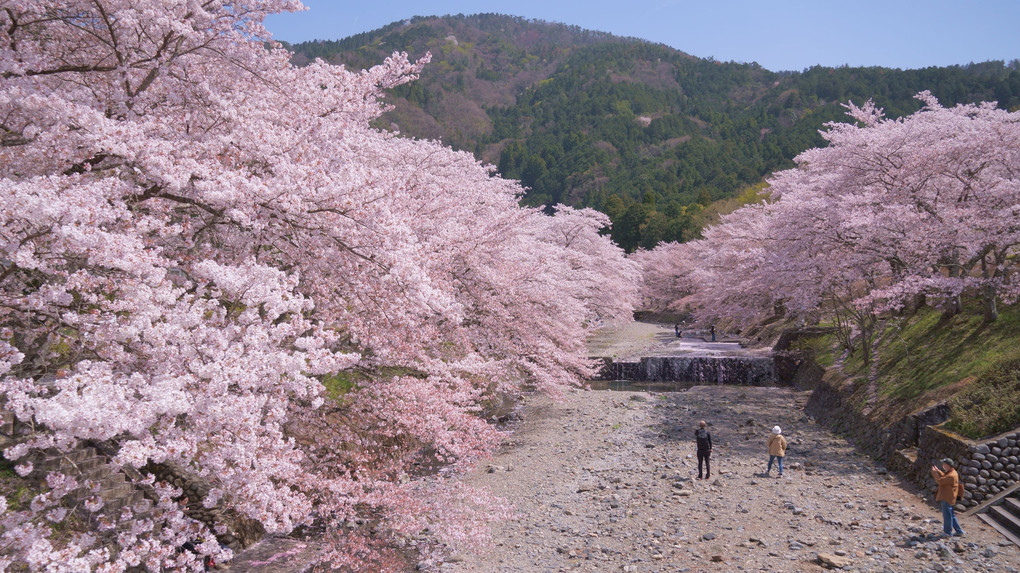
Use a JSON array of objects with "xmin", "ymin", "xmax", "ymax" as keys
[
  {"xmin": 0, "ymin": 1, "xmax": 637, "ymax": 569},
  {"xmin": 639, "ymin": 92, "xmax": 1020, "ymax": 359}
]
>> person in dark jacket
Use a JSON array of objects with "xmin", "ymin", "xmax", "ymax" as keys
[{"xmin": 695, "ymin": 420, "xmax": 713, "ymax": 479}]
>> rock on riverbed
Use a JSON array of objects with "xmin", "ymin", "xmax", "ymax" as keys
[{"xmin": 429, "ymin": 386, "xmax": 1020, "ymax": 573}]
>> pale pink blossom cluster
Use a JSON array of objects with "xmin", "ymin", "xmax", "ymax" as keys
[
  {"xmin": 637, "ymin": 92, "xmax": 1020, "ymax": 342},
  {"xmin": 0, "ymin": 1, "xmax": 638, "ymax": 570}
]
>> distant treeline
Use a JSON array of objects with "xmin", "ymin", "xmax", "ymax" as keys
[{"xmin": 287, "ymin": 14, "xmax": 1020, "ymax": 251}]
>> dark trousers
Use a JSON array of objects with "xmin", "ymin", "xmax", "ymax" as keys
[{"xmin": 697, "ymin": 449, "xmax": 711, "ymax": 478}]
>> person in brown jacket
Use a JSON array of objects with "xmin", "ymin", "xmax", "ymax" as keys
[
  {"xmin": 765, "ymin": 425, "xmax": 786, "ymax": 477},
  {"xmin": 931, "ymin": 458, "xmax": 964, "ymax": 537}
]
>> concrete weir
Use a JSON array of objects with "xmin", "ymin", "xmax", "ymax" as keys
[
  {"xmin": 587, "ymin": 323, "xmax": 776, "ymax": 387},
  {"xmin": 604, "ymin": 355, "xmax": 775, "ymax": 386}
]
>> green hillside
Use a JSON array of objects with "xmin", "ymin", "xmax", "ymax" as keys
[
  {"xmin": 801, "ymin": 302, "xmax": 1020, "ymax": 440},
  {"xmin": 287, "ymin": 14, "xmax": 1020, "ymax": 250}
]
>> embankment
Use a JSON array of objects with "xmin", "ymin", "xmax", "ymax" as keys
[{"xmin": 778, "ymin": 328, "xmax": 1020, "ymax": 511}]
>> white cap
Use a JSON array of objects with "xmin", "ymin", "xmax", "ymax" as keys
[{"xmin": 772, "ymin": 426, "xmax": 782, "ymax": 434}]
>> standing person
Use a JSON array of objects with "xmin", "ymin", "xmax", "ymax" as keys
[
  {"xmin": 694, "ymin": 420, "xmax": 713, "ymax": 479},
  {"xmin": 766, "ymin": 425, "xmax": 786, "ymax": 477},
  {"xmin": 710, "ymin": 325, "xmax": 716, "ymax": 342},
  {"xmin": 931, "ymin": 458, "xmax": 965, "ymax": 537},
  {"xmin": 674, "ymin": 323, "xmax": 681, "ymax": 338}
]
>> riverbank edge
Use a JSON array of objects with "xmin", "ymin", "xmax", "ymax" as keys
[{"xmin": 778, "ymin": 328, "xmax": 1020, "ymax": 514}]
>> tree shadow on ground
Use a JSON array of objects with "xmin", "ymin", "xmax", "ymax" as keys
[{"xmin": 643, "ymin": 385, "xmax": 900, "ymax": 481}]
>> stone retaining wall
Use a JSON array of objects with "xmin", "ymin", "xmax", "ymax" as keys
[
  {"xmin": 951, "ymin": 430, "xmax": 1020, "ymax": 509},
  {"xmin": 803, "ymin": 369, "xmax": 905, "ymax": 460},
  {"xmin": 771, "ymin": 327, "xmax": 837, "ymax": 389},
  {"xmin": 144, "ymin": 461, "xmax": 266, "ymax": 550},
  {"xmin": 800, "ymin": 353, "xmax": 1020, "ymax": 511}
]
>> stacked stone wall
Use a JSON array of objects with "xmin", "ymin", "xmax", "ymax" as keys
[
  {"xmin": 144, "ymin": 461, "xmax": 266, "ymax": 550},
  {"xmin": 803, "ymin": 369, "xmax": 902, "ymax": 461},
  {"xmin": 772, "ymin": 327, "xmax": 837, "ymax": 389},
  {"xmin": 800, "ymin": 353, "xmax": 1020, "ymax": 512},
  {"xmin": 946, "ymin": 430, "xmax": 1020, "ymax": 510}
]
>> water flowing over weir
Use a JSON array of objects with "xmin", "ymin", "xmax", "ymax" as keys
[
  {"xmin": 601, "ymin": 355, "xmax": 776, "ymax": 386},
  {"xmin": 587, "ymin": 324, "xmax": 778, "ymax": 388}
]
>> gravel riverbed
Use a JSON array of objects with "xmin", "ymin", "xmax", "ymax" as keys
[{"xmin": 428, "ymin": 385, "xmax": 1020, "ymax": 573}]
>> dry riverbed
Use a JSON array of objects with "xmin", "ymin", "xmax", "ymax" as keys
[{"xmin": 424, "ymin": 385, "xmax": 1020, "ymax": 573}]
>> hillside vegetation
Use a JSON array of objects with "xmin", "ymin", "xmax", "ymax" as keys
[
  {"xmin": 288, "ymin": 13, "xmax": 1020, "ymax": 250},
  {"xmin": 802, "ymin": 302, "xmax": 1020, "ymax": 440}
]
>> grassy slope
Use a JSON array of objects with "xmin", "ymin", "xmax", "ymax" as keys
[{"xmin": 833, "ymin": 301, "xmax": 1020, "ymax": 439}]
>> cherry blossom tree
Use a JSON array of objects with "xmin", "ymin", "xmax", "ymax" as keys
[
  {"xmin": 639, "ymin": 93, "xmax": 1020, "ymax": 360},
  {"xmin": 802, "ymin": 93, "xmax": 1020, "ymax": 321},
  {"xmin": 0, "ymin": 1, "xmax": 638, "ymax": 570},
  {"xmin": 629, "ymin": 242, "xmax": 698, "ymax": 314}
]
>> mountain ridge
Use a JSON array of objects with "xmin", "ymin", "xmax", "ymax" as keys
[{"xmin": 286, "ymin": 14, "xmax": 1020, "ymax": 250}]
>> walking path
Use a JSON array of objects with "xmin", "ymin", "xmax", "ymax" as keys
[{"xmin": 430, "ymin": 387, "xmax": 1019, "ymax": 572}]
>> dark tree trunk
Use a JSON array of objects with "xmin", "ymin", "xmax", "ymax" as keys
[
  {"xmin": 982, "ymin": 284, "xmax": 999, "ymax": 322},
  {"xmin": 942, "ymin": 293, "xmax": 962, "ymax": 319}
]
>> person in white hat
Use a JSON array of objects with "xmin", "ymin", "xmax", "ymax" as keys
[{"xmin": 766, "ymin": 425, "xmax": 787, "ymax": 477}]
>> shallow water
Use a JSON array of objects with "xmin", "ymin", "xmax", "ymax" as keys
[{"xmin": 586, "ymin": 379, "xmax": 692, "ymax": 392}]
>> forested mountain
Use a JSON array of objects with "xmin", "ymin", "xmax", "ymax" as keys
[{"xmin": 287, "ymin": 14, "xmax": 1020, "ymax": 251}]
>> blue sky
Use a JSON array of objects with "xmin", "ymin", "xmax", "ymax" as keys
[{"xmin": 264, "ymin": 1, "xmax": 1019, "ymax": 72}]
